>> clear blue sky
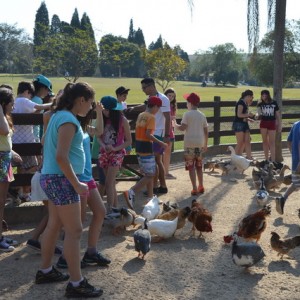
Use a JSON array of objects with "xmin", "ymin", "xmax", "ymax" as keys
[{"xmin": 3, "ymin": 0, "xmax": 300, "ymax": 54}]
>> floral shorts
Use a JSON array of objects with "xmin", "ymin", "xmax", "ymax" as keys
[
  {"xmin": 40, "ymin": 174, "xmax": 80, "ymax": 206},
  {"xmin": 184, "ymin": 147, "xmax": 203, "ymax": 171},
  {"xmin": 99, "ymin": 148, "xmax": 126, "ymax": 168},
  {"xmin": 0, "ymin": 151, "xmax": 14, "ymax": 183}
]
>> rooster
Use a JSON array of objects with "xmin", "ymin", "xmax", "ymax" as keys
[
  {"xmin": 237, "ymin": 205, "xmax": 271, "ymax": 243},
  {"xmin": 157, "ymin": 206, "xmax": 191, "ymax": 230},
  {"xmin": 270, "ymin": 231, "xmax": 300, "ymax": 259},
  {"xmin": 188, "ymin": 199, "xmax": 212, "ymax": 238}
]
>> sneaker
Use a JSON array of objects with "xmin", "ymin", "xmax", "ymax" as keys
[
  {"xmin": 198, "ymin": 186, "xmax": 205, "ymax": 194},
  {"xmin": 26, "ymin": 239, "xmax": 41, "ymax": 251},
  {"xmin": 82, "ymin": 251, "xmax": 111, "ymax": 266},
  {"xmin": 276, "ymin": 196, "xmax": 285, "ymax": 215},
  {"xmin": 123, "ymin": 189, "xmax": 135, "ymax": 209},
  {"xmin": 153, "ymin": 186, "xmax": 168, "ymax": 194},
  {"xmin": 4, "ymin": 236, "xmax": 18, "ymax": 246},
  {"xmin": 65, "ymin": 277, "xmax": 103, "ymax": 298},
  {"xmin": 0, "ymin": 237, "xmax": 15, "ymax": 252},
  {"xmin": 27, "ymin": 239, "xmax": 63, "ymax": 255},
  {"xmin": 35, "ymin": 266, "xmax": 69, "ymax": 284},
  {"xmin": 18, "ymin": 194, "xmax": 31, "ymax": 203},
  {"xmin": 56, "ymin": 256, "xmax": 86, "ymax": 269}
]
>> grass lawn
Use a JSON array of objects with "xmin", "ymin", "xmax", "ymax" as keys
[{"xmin": 1, "ymin": 74, "xmax": 300, "ymax": 104}]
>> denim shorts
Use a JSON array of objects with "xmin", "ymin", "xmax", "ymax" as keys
[
  {"xmin": 137, "ymin": 155, "xmax": 156, "ymax": 176},
  {"xmin": 232, "ymin": 121, "xmax": 250, "ymax": 132},
  {"xmin": 40, "ymin": 174, "xmax": 80, "ymax": 206}
]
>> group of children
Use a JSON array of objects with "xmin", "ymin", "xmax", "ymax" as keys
[{"xmin": 3, "ymin": 76, "xmax": 299, "ymax": 298}]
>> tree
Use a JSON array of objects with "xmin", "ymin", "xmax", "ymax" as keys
[
  {"xmin": 50, "ymin": 15, "xmax": 61, "ymax": 34},
  {"xmin": 247, "ymin": 0, "xmax": 286, "ymax": 162},
  {"xmin": 71, "ymin": 8, "xmax": 81, "ymax": 29},
  {"xmin": 33, "ymin": 1, "xmax": 49, "ymax": 53},
  {"xmin": 99, "ymin": 34, "xmax": 141, "ymax": 77},
  {"xmin": 148, "ymin": 35, "xmax": 163, "ymax": 50},
  {"xmin": 0, "ymin": 23, "xmax": 32, "ymax": 73},
  {"xmin": 144, "ymin": 44, "xmax": 187, "ymax": 91},
  {"xmin": 128, "ymin": 19, "xmax": 135, "ymax": 43},
  {"xmin": 211, "ymin": 43, "xmax": 242, "ymax": 86}
]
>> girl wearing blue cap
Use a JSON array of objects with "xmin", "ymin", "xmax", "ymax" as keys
[{"xmin": 97, "ymin": 96, "xmax": 132, "ymax": 213}]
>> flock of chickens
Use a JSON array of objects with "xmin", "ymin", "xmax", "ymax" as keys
[{"xmin": 106, "ymin": 146, "xmax": 300, "ymax": 268}]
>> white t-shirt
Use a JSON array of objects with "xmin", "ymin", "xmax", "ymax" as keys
[
  {"xmin": 12, "ymin": 97, "xmax": 37, "ymax": 143},
  {"xmin": 181, "ymin": 109, "xmax": 208, "ymax": 148},
  {"xmin": 154, "ymin": 92, "xmax": 171, "ymax": 136}
]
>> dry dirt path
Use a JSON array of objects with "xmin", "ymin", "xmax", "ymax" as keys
[{"xmin": 1, "ymin": 151, "xmax": 300, "ymax": 300}]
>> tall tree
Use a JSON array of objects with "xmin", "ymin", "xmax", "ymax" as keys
[
  {"xmin": 71, "ymin": 8, "xmax": 81, "ymax": 29},
  {"xmin": 50, "ymin": 15, "xmax": 61, "ymax": 34},
  {"xmin": 135, "ymin": 28, "xmax": 146, "ymax": 48},
  {"xmin": 149, "ymin": 35, "xmax": 163, "ymax": 50},
  {"xmin": 33, "ymin": 1, "xmax": 49, "ymax": 52},
  {"xmin": 128, "ymin": 19, "xmax": 135, "ymax": 43}
]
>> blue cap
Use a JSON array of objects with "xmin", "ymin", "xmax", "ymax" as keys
[
  {"xmin": 34, "ymin": 74, "xmax": 52, "ymax": 92},
  {"xmin": 100, "ymin": 96, "xmax": 123, "ymax": 110}
]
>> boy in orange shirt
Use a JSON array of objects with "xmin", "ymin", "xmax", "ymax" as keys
[{"xmin": 123, "ymin": 96, "xmax": 167, "ymax": 209}]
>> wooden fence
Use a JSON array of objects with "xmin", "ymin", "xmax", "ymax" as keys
[{"xmin": 10, "ymin": 97, "xmax": 300, "ymax": 187}]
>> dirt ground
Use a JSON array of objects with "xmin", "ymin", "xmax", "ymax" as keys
[{"xmin": 1, "ymin": 151, "xmax": 300, "ymax": 300}]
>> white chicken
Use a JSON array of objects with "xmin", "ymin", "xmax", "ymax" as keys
[
  {"xmin": 134, "ymin": 216, "xmax": 178, "ymax": 241},
  {"xmin": 227, "ymin": 146, "xmax": 253, "ymax": 173},
  {"xmin": 142, "ymin": 195, "xmax": 160, "ymax": 220},
  {"xmin": 255, "ymin": 177, "xmax": 269, "ymax": 207}
]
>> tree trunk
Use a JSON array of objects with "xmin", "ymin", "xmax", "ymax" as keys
[{"xmin": 273, "ymin": 0, "xmax": 286, "ymax": 162}]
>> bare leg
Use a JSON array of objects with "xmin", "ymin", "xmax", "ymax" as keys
[
  {"xmin": 189, "ymin": 168, "xmax": 197, "ymax": 191},
  {"xmin": 86, "ymin": 189, "xmax": 106, "ymax": 248},
  {"xmin": 57, "ymin": 202, "xmax": 82, "ymax": 282},
  {"xmin": 244, "ymin": 131, "xmax": 252, "ymax": 159},
  {"xmin": 163, "ymin": 142, "xmax": 172, "ymax": 175},
  {"xmin": 155, "ymin": 153, "xmax": 167, "ymax": 188},
  {"xmin": 235, "ymin": 132, "xmax": 245, "ymax": 155},
  {"xmin": 196, "ymin": 167, "xmax": 203, "ymax": 188},
  {"xmin": 268, "ymin": 130, "xmax": 276, "ymax": 162},
  {"xmin": 260, "ymin": 128, "xmax": 269, "ymax": 160},
  {"xmin": 0, "ymin": 182, "xmax": 9, "ymax": 236},
  {"xmin": 105, "ymin": 166, "xmax": 119, "ymax": 210}
]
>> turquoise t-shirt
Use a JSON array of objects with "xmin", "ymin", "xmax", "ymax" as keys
[
  {"xmin": 42, "ymin": 110, "xmax": 85, "ymax": 175},
  {"xmin": 31, "ymin": 95, "xmax": 43, "ymax": 140},
  {"xmin": 79, "ymin": 132, "xmax": 93, "ymax": 182}
]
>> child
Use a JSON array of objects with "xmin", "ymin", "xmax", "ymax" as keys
[
  {"xmin": 96, "ymin": 96, "xmax": 132, "ymax": 213},
  {"xmin": 36, "ymin": 82, "xmax": 102, "ymax": 298},
  {"xmin": 0, "ymin": 87, "xmax": 22, "ymax": 252},
  {"xmin": 276, "ymin": 120, "xmax": 300, "ymax": 215},
  {"xmin": 56, "ymin": 101, "xmax": 110, "ymax": 268},
  {"xmin": 123, "ymin": 96, "xmax": 168, "ymax": 209},
  {"xmin": 163, "ymin": 88, "xmax": 177, "ymax": 179},
  {"xmin": 174, "ymin": 93, "xmax": 208, "ymax": 196},
  {"xmin": 256, "ymin": 90, "xmax": 281, "ymax": 162}
]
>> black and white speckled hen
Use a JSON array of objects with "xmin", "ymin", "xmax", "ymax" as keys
[{"xmin": 231, "ymin": 233, "xmax": 265, "ymax": 268}]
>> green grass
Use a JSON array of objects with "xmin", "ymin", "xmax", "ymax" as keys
[{"xmin": 1, "ymin": 74, "xmax": 300, "ymax": 104}]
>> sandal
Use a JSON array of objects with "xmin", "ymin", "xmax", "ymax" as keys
[{"xmin": 191, "ymin": 189, "xmax": 198, "ymax": 196}]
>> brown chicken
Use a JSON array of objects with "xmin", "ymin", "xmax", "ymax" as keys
[
  {"xmin": 237, "ymin": 205, "xmax": 271, "ymax": 243},
  {"xmin": 188, "ymin": 199, "xmax": 212, "ymax": 238},
  {"xmin": 270, "ymin": 231, "xmax": 300, "ymax": 259},
  {"xmin": 157, "ymin": 206, "xmax": 191, "ymax": 230}
]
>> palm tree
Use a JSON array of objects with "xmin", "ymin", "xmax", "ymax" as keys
[{"xmin": 247, "ymin": 0, "xmax": 286, "ymax": 162}]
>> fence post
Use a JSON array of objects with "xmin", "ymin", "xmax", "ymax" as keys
[{"xmin": 213, "ymin": 96, "xmax": 221, "ymax": 145}]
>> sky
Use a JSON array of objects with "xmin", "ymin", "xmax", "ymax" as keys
[{"xmin": 3, "ymin": 0, "xmax": 300, "ymax": 54}]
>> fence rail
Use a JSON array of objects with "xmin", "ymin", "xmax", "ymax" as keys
[{"xmin": 10, "ymin": 97, "xmax": 300, "ymax": 187}]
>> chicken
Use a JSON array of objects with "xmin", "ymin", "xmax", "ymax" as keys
[
  {"xmin": 254, "ymin": 177, "xmax": 269, "ymax": 207},
  {"xmin": 134, "ymin": 216, "xmax": 178, "ymax": 242},
  {"xmin": 237, "ymin": 205, "xmax": 271, "ymax": 242},
  {"xmin": 134, "ymin": 218, "xmax": 151, "ymax": 259},
  {"xmin": 188, "ymin": 199, "xmax": 212, "ymax": 238},
  {"xmin": 203, "ymin": 159, "xmax": 220, "ymax": 172},
  {"xmin": 214, "ymin": 160, "xmax": 233, "ymax": 175},
  {"xmin": 162, "ymin": 201, "xmax": 179, "ymax": 214},
  {"xmin": 227, "ymin": 146, "xmax": 254, "ymax": 173},
  {"xmin": 283, "ymin": 174, "xmax": 292, "ymax": 185},
  {"xmin": 106, "ymin": 207, "xmax": 138, "ymax": 235},
  {"xmin": 231, "ymin": 233, "xmax": 265, "ymax": 268},
  {"xmin": 157, "ymin": 206, "xmax": 191, "ymax": 230},
  {"xmin": 270, "ymin": 232, "xmax": 300, "ymax": 259},
  {"xmin": 142, "ymin": 195, "xmax": 160, "ymax": 220}
]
